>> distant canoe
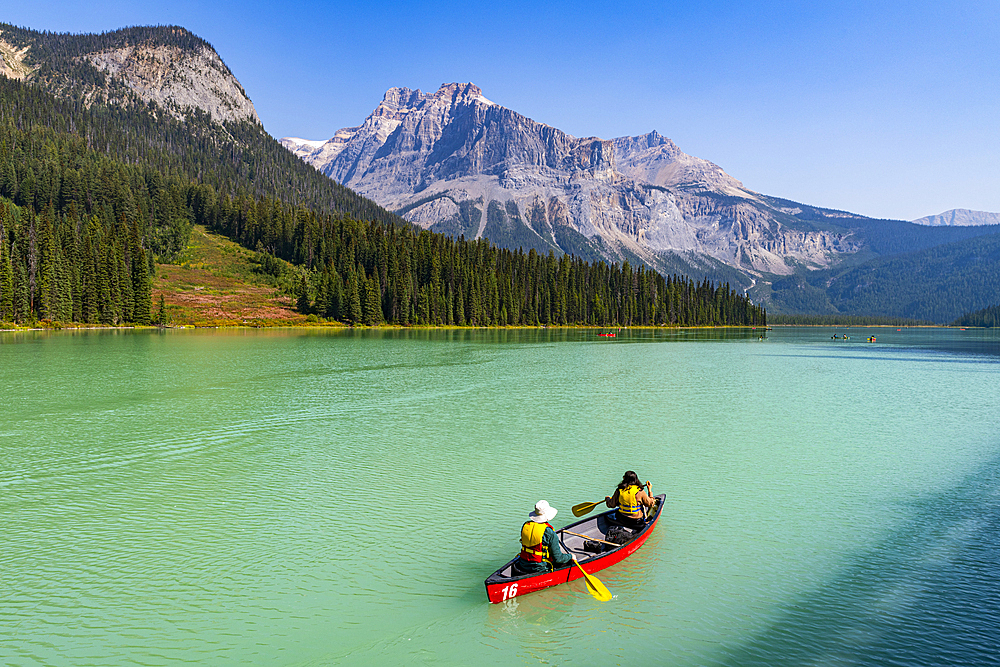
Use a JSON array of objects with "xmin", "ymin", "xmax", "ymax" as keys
[{"xmin": 484, "ymin": 494, "xmax": 665, "ymax": 603}]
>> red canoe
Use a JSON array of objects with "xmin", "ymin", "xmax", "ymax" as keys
[{"xmin": 484, "ymin": 494, "xmax": 665, "ymax": 603}]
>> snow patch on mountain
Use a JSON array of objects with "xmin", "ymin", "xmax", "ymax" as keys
[{"xmin": 285, "ymin": 137, "xmax": 327, "ymax": 149}]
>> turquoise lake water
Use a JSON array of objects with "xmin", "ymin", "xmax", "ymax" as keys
[{"xmin": 2, "ymin": 326, "xmax": 999, "ymax": 665}]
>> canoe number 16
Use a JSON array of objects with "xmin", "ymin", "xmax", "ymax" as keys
[{"xmin": 501, "ymin": 583, "xmax": 519, "ymax": 600}]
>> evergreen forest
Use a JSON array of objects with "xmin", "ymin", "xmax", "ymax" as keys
[
  {"xmin": 766, "ymin": 231, "xmax": 1000, "ymax": 324},
  {"xmin": 952, "ymin": 304, "xmax": 1000, "ymax": 328},
  {"xmin": 767, "ymin": 314, "xmax": 932, "ymax": 327},
  {"xmin": 0, "ymin": 25, "xmax": 764, "ymax": 328}
]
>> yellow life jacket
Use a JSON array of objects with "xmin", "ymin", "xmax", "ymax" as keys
[
  {"xmin": 519, "ymin": 521, "xmax": 551, "ymax": 563},
  {"xmin": 618, "ymin": 484, "xmax": 642, "ymax": 515}
]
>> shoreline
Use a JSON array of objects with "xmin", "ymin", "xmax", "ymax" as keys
[
  {"xmin": 1, "ymin": 322, "xmax": 973, "ymax": 333},
  {"xmin": 1, "ymin": 323, "xmax": 768, "ymax": 332}
]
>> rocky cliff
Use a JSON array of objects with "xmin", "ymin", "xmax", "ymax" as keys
[
  {"xmin": 83, "ymin": 43, "xmax": 257, "ymax": 124},
  {"xmin": 0, "ymin": 38, "xmax": 32, "ymax": 80},
  {"xmin": 0, "ymin": 25, "xmax": 259, "ymax": 125},
  {"xmin": 283, "ymin": 83, "xmax": 866, "ymax": 283}
]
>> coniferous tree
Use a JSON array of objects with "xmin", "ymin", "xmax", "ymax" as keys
[
  {"xmin": 346, "ymin": 267, "xmax": 362, "ymax": 324},
  {"xmin": 119, "ymin": 243, "xmax": 134, "ymax": 323},
  {"xmin": 313, "ymin": 270, "xmax": 331, "ymax": 319},
  {"xmin": 97, "ymin": 242, "xmax": 113, "ymax": 324},
  {"xmin": 0, "ymin": 229, "xmax": 12, "ymax": 321},
  {"xmin": 37, "ymin": 208, "xmax": 56, "ymax": 319},
  {"xmin": 296, "ymin": 275, "xmax": 311, "ymax": 315},
  {"xmin": 363, "ymin": 273, "xmax": 383, "ymax": 325},
  {"xmin": 132, "ymin": 247, "xmax": 151, "ymax": 324},
  {"xmin": 52, "ymin": 242, "xmax": 70, "ymax": 322},
  {"xmin": 455, "ymin": 284, "xmax": 465, "ymax": 326},
  {"xmin": 156, "ymin": 293, "xmax": 167, "ymax": 326},
  {"xmin": 13, "ymin": 248, "xmax": 30, "ymax": 322},
  {"xmin": 82, "ymin": 231, "xmax": 98, "ymax": 323}
]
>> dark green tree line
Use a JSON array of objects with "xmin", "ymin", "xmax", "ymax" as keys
[
  {"xmin": 768, "ymin": 314, "xmax": 933, "ymax": 326},
  {"xmin": 951, "ymin": 304, "xmax": 1000, "ymax": 328},
  {"xmin": 0, "ymin": 199, "xmax": 151, "ymax": 324}
]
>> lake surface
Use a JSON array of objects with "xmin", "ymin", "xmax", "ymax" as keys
[{"xmin": 3, "ymin": 326, "xmax": 1000, "ymax": 665}]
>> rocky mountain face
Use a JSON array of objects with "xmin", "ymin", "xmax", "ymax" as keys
[
  {"xmin": 82, "ymin": 43, "xmax": 257, "ymax": 124},
  {"xmin": 0, "ymin": 38, "xmax": 32, "ymax": 80},
  {"xmin": 283, "ymin": 83, "xmax": 866, "ymax": 285},
  {"xmin": 0, "ymin": 25, "xmax": 259, "ymax": 125},
  {"xmin": 912, "ymin": 209, "xmax": 1000, "ymax": 227}
]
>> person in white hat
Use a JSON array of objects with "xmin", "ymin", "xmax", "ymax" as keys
[{"xmin": 512, "ymin": 500, "xmax": 574, "ymax": 575}]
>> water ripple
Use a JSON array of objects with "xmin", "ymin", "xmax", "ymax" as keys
[{"xmin": 5, "ymin": 328, "xmax": 1000, "ymax": 665}]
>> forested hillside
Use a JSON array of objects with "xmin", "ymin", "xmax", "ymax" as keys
[
  {"xmin": 767, "ymin": 314, "xmax": 932, "ymax": 326},
  {"xmin": 952, "ymin": 304, "xmax": 1000, "ymax": 328},
  {"xmin": 0, "ymin": 68, "xmax": 401, "ymax": 224},
  {"xmin": 766, "ymin": 231, "xmax": 1000, "ymax": 323},
  {"xmin": 0, "ymin": 24, "xmax": 764, "ymax": 328}
]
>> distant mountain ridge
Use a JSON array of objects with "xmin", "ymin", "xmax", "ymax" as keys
[
  {"xmin": 767, "ymin": 229, "xmax": 1000, "ymax": 323},
  {"xmin": 911, "ymin": 209, "xmax": 1000, "ymax": 227},
  {"xmin": 282, "ymin": 82, "xmax": 878, "ymax": 284}
]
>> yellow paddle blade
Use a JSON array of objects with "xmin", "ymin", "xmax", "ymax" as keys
[
  {"xmin": 583, "ymin": 574, "xmax": 613, "ymax": 602},
  {"xmin": 574, "ymin": 559, "xmax": 612, "ymax": 602},
  {"xmin": 571, "ymin": 501, "xmax": 601, "ymax": 517}
]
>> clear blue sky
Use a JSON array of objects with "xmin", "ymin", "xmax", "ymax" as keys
[{"xmin": 5, "ymin": 1, "xmax": 999, "ymax": 221}]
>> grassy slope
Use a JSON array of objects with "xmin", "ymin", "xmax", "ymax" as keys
[{"xmin": 153, "ymin": 225, "xmax": 314, "ymax": 326}]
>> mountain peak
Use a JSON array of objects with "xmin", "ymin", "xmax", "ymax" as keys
[
  {"xmin": 376, "ymin": 83, "xmax": 493, "ymax": 113},
  {"xmin": 380, "ymin": 86, "xmax": 422, "ymax": 107},
  {"xmin": 429, "ymin": 82, "xmax": 493, "ymax": 106},
  {"xmin": 283, "ymin": 83, "xmax": 846, "ymax": 279}
]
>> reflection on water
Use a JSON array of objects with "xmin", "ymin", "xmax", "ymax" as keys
[{"xmin": 286, "ymin": 325, "xmax": 772, "ymax": 345}]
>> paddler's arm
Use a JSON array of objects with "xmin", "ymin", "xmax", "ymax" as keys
[
  {"xmin": 544, "ymin": 526, "xmax": 573, "ymax": 566},
  {"xmin": 605, "ymin": 489, "xmax": 619, "ymax": 508},
  {"xmin": 639, "ymin": 481, "xmax": 655, "ymax": 506}
]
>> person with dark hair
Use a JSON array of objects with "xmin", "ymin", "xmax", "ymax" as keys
[
  {"xmin": 512, "ymin": 500, "xmax": 575, "ymax": 575},
  {"xmin": 605, "ymin": 471, "xmax": 656, "ymax": 530}
]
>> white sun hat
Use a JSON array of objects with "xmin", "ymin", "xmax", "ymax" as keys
[{"xmin": 529, "ymin": 500, "xmax": 558, "ymax": 523}]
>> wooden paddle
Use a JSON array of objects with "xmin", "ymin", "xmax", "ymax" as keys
[
  {"xmin": 562, "ymin": 529, "xmax": 619, "ymax": 547},
  {"xmin": 572, "ymin": 557, "xmax": 612, "ymax": 601}
]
